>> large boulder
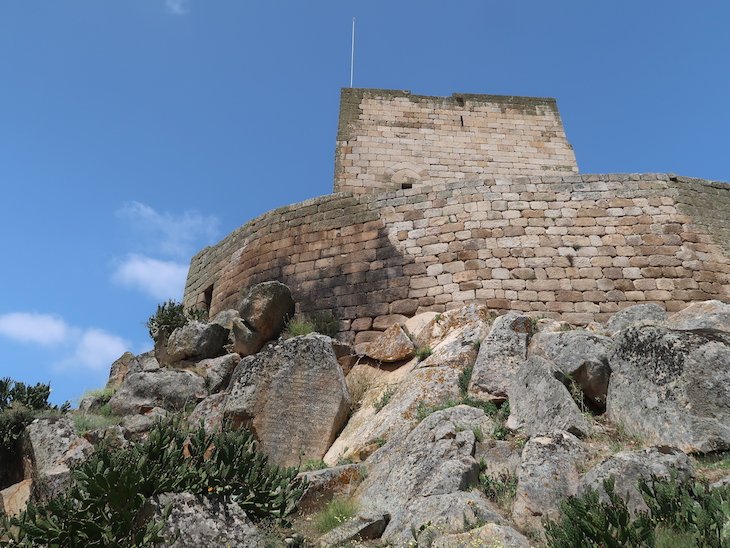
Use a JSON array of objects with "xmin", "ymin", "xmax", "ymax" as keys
[
  {"xmin": 194, "ymin": 353, "xmax": 239, "ymax": 393},
  {"xmin": 224, "ymin": 334, "xmax": 350, "ymax": 467},
  {"xmin": 355, "ymin": 405, "xmax": 502, "ymax": 545},
  {"xmin": 357, "ymin": 324, "xmax": 415, "ymax": 362},
  {"xmin": 529, "ymin": 330, "xmax": 613, "ymax": 406},
  {"xmin": 512, "ymin": 430, "xmax": 587, "ymax": 533},
  {"xmin": 143, "ymin": 492, "xmax": 264, "ymax": 548},
  {"xmin": 318, "ymin": 511, "xmax": 390, "ymax": 547},
  {"xmin": 297, "ymin": 464, "xmax": 365, "ymax": 512},
  {"xmin": 109, "ymin": 369, "xmax": 207, "ymax": 415},
  {"xmin": 432, "ymin": 523, "xmax": 531, "ymax": 548},
  {"xmin": 606, "ymin": 303, "xmax": 668, "ymax": 335},
  {"xmin": 507, "ymin": 356, "xmax": 593, "ymax": 438},
  {"xmin": 238, "ymin": 281, "xmax": 295, "ymax": 341},
  {"xmin": 106, "ymin": 351, "xmax": 142, "ymax": 389},
  {"xmin": 578, "ymin": 447, "xmax": 694, "ymax": 514},
  {"xmin": 666, "ymin": 300, "xmax": 730, "ymax": 332},
  {"xmin": 468, "ymin": 312, "xmax": 534, "ymax": 402},
  {"xmin": 325, "ymin": 306, "xmax": 490, "ymax": 465},
  {"xmin": 186, "ymin": 392, "xmax": 227, "ymax": 434},
  {"xmin": 606, "ymin": 325, "xmax": 730, "ymax": 453},
  {"xmin": 230, "ymin": 318, "xmax": 265, "ymax": 357},
  {"xmin": 0, "ymin": 479, "xmax": 32, "ymax": 517},
  {"xmin": 165, "ymin": 321, "xmax": 229, "ymax": 364},
  {"xmin": 23, "ymin": 417, "xmax": 94, "ymax": 503}
]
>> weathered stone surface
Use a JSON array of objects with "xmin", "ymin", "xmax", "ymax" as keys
[
  {"xmin": 606, "ymin": 325, "xmax": 730, "ymax": 453},
  {"xmin": 0, "ymin": 479, "xmax": 32, "ymax": 517},
  {"xmin": 579, "ymin": 447, "xmax": 694, "ymax": 514},
  {"xmin": 298, "ymin": 464, "xmax": 364, "ymax": 512},
  {"xmin": 359, "ymin": 324, "xmax": 415, "ymax": 362},
  {"xmin": 195, "ymin": 353, "xmax": 239, "ymax": 393},
  {"xmin": 106, "ymin": 351, "xmax": 141, "ymax": 390},
  {"xmin": 145, "ymin": 492, "xmax": 264, "ymax": 548},
  {"xmin": 432, "ymin": 523, "xmax": 532, "ymax": 548},
  {"xmin": 209, "ymin": 308, "xmax": 240, "ymax": 330},
  {"xmin": 404, "ymin": 311, "xmax": 439, "ymax": 348},
  {"xmin": 355, "ymin": 405, "xmax": 500, "ymax": 544},
  {"xmin": 238, "ymin": 281, "xmax": 295, "ymax": 341},
  {"xmin": 137, "ymin": 351, "xmax": 161, "ymax": 372},
  {"xmin": 326, "ymin": 307, "xmax": 490, "ymax": 465},
  {"xmin": 474, "ymin": 439, "xmax": 522, "ymax": 477},
  {"xmin": 110, "ymin": 369, "xmax": 207, "ymax": 415},
  {"xmin": 606, "ymin": 303, "xmax": 668, "ymax": 335},
  {"xmin": 186, "ymin": 392, "xmax": 227, "ymax": 434},
  {"xmin": 23, "ymin": 417, "xmax": 94, "ymax": 503},
  {"xmin": 230, "ymin": 318, "xmax": 265, "ymax": 356},
  {"xmin": 469, "ymin": 312, "xmax": 534, "ymax": 402},
  {"xmin": 666, "ymin": 300, "xmax": 730, "ymax": 332},
  {"xmin": 392, "ymin": 492, "xmax": 503, "ymax": 547},
  {"xmin": 165, "ymin": 321, "xmax": 229, "ymax": 364},
  {"xmin": 529, "ymin": 330, "xmax": 613, "ymax": 406},
  {"xmin": 373, "ymin": 314, "xmax": 408, "ymax": 331},
  {"xmin": 507, "ymin": 356, "xmax": 593, "ymax": 438},
  {"xmin": 120, "ymin": 407, "xmax": 168, "ymax": 439},
  {"xmin": 512, "ymin": 431, "xmax": 587, "ymax": 533},
  {"xmin": 318, "ymin": 511, "xmax": 389, "ymax": 547},
  {"xmin": 224, "ymin": 334, "xmax": 350, "ymax": 467}
]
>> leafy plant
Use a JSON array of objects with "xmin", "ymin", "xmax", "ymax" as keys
[
  {"xmin": 146, "ymin": 300, "xmax": 206, "ymax": 342},
  {"xmin": 284, "ymin": 311, "xmax": 339, "ymax": 338},
  {"xmin": 0, "ymin": 419, "xmax": 307, "ymax": 546},
  {"xmin": 300, "ymin": 459, "xmax": 328, "ymax": 472},
  {"xmin": 415, "ymin": 345, "xmax": 432, "ymax": 360},
  {"xmin": 458, "ymin": 363, "xmax": 474, "ymax": 396},
  {"xmin": 544, "ymin": 474, "xmax": 730, "ymax": 548},
  {"xmin": 315, "ymin": 497, "xmax": 358, "ymax": 533},
  {"xmin": 373, "ymin": 386, "xmax": 395, "ymax": 412},
  {"xmin": 480, "ymin": 471, "xmax": 518, "ymax": 511}
]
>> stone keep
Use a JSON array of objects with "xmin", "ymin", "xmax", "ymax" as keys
[{"xmin": 184, "ymin": 88, "xmax": 730, "ymax": 339}]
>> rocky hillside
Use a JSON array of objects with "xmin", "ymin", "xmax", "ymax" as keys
[{"xmin": 1, "ymin": 282, "xmax": 729, "ymax": 546}]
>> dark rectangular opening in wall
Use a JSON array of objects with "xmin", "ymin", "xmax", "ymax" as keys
[
  {"xmin": 202, "ymin": 284, "xmax": 214, "ymax": 314},
  {"xmin": 401, "ymin": 183, "xmax": 413, "ymax": 190}
]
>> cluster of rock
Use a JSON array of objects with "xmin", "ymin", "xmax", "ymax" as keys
[{"xmin": 2, "ymin": 281, "xmax": 729, "ymax": 547}]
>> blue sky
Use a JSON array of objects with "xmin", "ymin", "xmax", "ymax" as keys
[{"xmin": 1, "ymin": 1, "xmax": 729, "ymax": 405}]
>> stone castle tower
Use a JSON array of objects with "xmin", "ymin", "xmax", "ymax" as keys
[{"xmin": 184, "ymin": 88, "xmax": 730, "ymax": 342}]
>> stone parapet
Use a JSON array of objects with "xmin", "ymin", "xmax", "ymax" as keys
[{"xmin": 184, "ymin": 174, "xmax": 730, "ymax": 336}]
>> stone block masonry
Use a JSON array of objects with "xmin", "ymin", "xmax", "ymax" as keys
[
  {"xmin": 334, "ymin": 88, "xmax": 578, "ymax": 194},
  {"xmin": 184, "ymin": 173, "xmax": 730, "ymax": 338}
]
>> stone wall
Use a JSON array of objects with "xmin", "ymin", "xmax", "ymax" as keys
[
  {"xmin": 334, "ymin": 88, "xmax": 578, "ymax": 194},
  {"xmin": 184, "ymin": 174, "xmax": 730, "ymax": 341}
]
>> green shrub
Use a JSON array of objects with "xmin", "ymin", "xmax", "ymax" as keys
[
  {"xmin": 0, "ymin": 419, "xmax": 307, "ymax": 546},
  {"xmin": 0, "ymin": 377, "xmax": 68, "ymax": 486},
  {"xmin": 458, "ymin": 364, "xmax": 474, "ymax": 396},
  {"xmin": 480, "ymin": 471, "xmax": 517, "ymax": 511},
  {"xmin": 284, "ymin": 312, "xmax": 339, "ymax": 338},
  {"xmin": 544, "ymin": 474, "xmax": 730, "ymax": 548},
  {"xmin": 309, "ymin": 311, "xmax": 340, "ymax": 337},
  {"xmin": 314, "ymin": 497, "xmax": 358, "ymax": 533},
  {"xmin": 415, "ymin": 394, "xmax": 510, "ymax": 440},
  {"xmin": 72, "ymin": 413, "xmax": 121, "ymax": 435},
  {"xmin": 415, "ymin": 345, "xmax": 432, "ymax": 360},
  {"xmin": 300, "ymin": 459, "xmax": 328, "ymax": 472},
  {"xmin": 146, "ymin": 300, "xmax": 206, "ymax": 342},
  {"xmin": 373, "ymin": 386, "xmax": 396, "ymax": 412}
]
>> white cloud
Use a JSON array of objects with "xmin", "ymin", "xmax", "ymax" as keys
[
  {"xmin": 112, "ymin": 254, "xmax": 188, "ymax": 301},
  {"xmin": 117, "ymin": 201, "xmax": 218, "ymax": 258},
  {"xmin": 0, "ymin": 311, "xmax": 129, "ymax": 371},
  {"xmin": 165, "ymin": 0, "xmax": 190, "ymax": 15},
  {"xmin": 0, "ymin": 312, "xmax": 70, "ymax": 346},
  {"xmin": 65, "ymin": 329, "xmax": 128, "ymax": 371}
]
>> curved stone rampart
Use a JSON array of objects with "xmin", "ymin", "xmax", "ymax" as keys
[{"xmin": 184, "ymin": 173, "xmax": 730, "ymax": 340}]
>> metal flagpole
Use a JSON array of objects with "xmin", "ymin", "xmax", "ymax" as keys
[{"xmin": 350, "ymin": 17, "xmax": 355, "ymax": 88}]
